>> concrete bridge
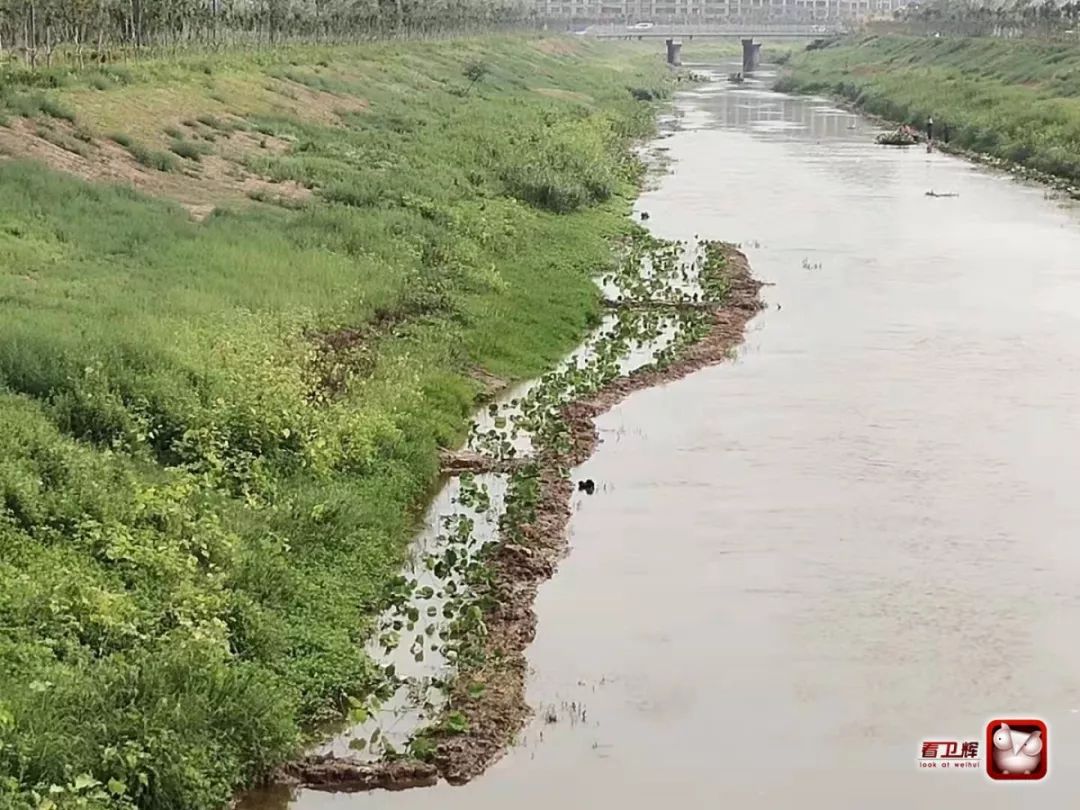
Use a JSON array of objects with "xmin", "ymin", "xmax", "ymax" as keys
[{"xmin": 583, "ymin": 22, "xmax": 844, "ymax": 39}]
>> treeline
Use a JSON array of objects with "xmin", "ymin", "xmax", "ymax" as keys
[
  {"xmin": 896, "ymin": 0, "xmax": 1080, "ymax": 38},
  {"xmin": 0, "ymin": 0, "xmax": 535, "ymax": 67}
]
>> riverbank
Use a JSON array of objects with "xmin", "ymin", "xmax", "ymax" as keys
[
  {"xmin": 777, "ymin": 35, "xmax": 1080, "ymax": 189},
  {"xmin": 0, "ymin": 37, "xmax": 679, "ymax": 810},
  {"xmin": 264, "ymin": 239, "xmax": 763, "ymax": 795},
  {"xmin": 426, "ymin": 241, "xmax": 763, "ymax": 786}
]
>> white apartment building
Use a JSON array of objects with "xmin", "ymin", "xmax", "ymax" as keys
[{"xmin": 535, "ymin": 0, "xmax": 906, "ymax": 20}]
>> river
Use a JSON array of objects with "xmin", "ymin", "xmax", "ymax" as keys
[{"xmin": 258, "ymin": 59, "xmax": 1080, "ymax": 808}]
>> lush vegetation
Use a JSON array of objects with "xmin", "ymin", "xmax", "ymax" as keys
[
  {"xmin": 0, "ymin": 36, "xmax": 671, "ymax": 809},
  {"xmin": 893, "ymin": 0, "xmax": 1080, "ymax": 38},
  {"xmin": 779, "ymin": 34, "xmax": 1080, "ymax": 182}
]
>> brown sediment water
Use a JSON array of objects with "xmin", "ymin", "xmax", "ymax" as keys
[{"xmin": 244, "ymin": 60, "xmax": 1080, "ymax": 809}]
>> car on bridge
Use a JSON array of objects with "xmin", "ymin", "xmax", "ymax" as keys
[{"xmin": 626, "ymin": 22, "xmax": 655, "ymax": 30}]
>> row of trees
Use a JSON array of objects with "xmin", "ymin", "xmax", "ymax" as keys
[
  {"xmin": 898, "ymin": 0, "xmax": 1080, "ymax": 38},
  {"xmin": 0, "ymin": 0, "xmax": 536, "ymax": 66}
]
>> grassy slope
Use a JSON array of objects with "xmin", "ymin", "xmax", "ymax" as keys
[
  {"xmin": 0, "ymin": 38, "xmax": 670, "ymax": 810},
  {"xmin": 780, "ymin": 35, "xmax": 1080, "ymax": 181}
]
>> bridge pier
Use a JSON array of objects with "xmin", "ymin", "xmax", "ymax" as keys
[
  {"xmin": 741, "ymin": 38, "xmax": 762, "ymax": 73},
  {"xmin": 665, "ymin": 38, "xmax": 683, "ymax": 67}
]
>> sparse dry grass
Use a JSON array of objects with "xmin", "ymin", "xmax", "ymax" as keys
[{"xmin": 0, "ymin": 117, "xmax": 310, "ymax": 219}]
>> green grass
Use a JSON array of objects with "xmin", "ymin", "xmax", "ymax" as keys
[
  {"xmin": 0, "ymin": 37, "xmax": 670, "ymax": 810},
  {"xmin": 34, "ymin": 123, "xmax": 91, "ymax": 157},
  {"xmin": 196, "ymin": 113, "xmax": 235, "ymax": 132},
  {"xmin": 779, "ymin": 35, "xmax": 1080, "ymax": 181},
  {"xmin": 0, "ymin": 89, "xmax": 77, "ymax": 121},
  {"xmin": 168, "ymin": 137, "xmax": 212, "ymax": 160},
  {"xmin": 126, "ymin": 141, "xmax": 179, "ymax": 172}
]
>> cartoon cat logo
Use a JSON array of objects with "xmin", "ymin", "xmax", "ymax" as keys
[{"xmin": 986, "ymin": 719, "xmax": 1048, "ymax": 781}]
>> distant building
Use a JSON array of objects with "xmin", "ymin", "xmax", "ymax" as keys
[{"xmin": 534, "ymin": 0, "xmax": 912, "ymax": 21}]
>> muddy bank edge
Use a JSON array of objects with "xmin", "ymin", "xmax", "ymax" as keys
[{"xmin": 278, "ymin": 245, "xmax": 764, "ymax": 791}]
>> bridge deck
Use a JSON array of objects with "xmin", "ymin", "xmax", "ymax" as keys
[{"xmin": 585, "ymin": 24, "xmax": 841, "ymax": 39}]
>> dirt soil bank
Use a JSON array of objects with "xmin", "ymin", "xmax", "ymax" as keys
[{"xmin": 279, "ymin": 245, "xmax": 764, "ymax": 792}]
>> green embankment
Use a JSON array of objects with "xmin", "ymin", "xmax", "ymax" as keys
[
  {"xmin": 0, "ymin": 38, "xmax": 670, "ymax": 809},
  {"xmin": 779, "ymin": 35, "xmax": 1080, "ymax": 181}
]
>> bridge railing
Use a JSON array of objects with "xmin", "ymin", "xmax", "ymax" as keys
[{"xmin": 585, "ymin": 22, "xmax": 843, "ymax": 36}]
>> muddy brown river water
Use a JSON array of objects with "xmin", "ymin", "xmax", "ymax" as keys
[{"xmin": 257, "ymin": 61, "xmax": 1080, "ymax": 808}]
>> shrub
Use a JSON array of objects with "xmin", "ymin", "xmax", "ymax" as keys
[
  {"xmin": 498, "ymin": 119, "xmax": 618, "ymax": 213},
  {"xmin": 197, "ymin": 113, "xmax": 233, "ymax": 132},
  {"xmin": 169, "ymin": 138, "xmax": 212, "ymax": 161},
  {"xmin": 500, "ymin": 163, "xmax": 591, "ymax": 213},
  {"xmin": 322, "ymin": 180, "xmax": 384, "ymax": 207},
  {"xmin": 127, "ymin": 142, "xmax": 179, "ymax": 171},
  {"xmin": 628, "ymin": 87, "xmax": 652, "ymax": 101},
  {"xmin": 39, "ymin": 97, "xmax": 76, "ymax": 122}
]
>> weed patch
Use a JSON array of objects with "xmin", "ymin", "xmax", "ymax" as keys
[
  {"xmin": 169, "ymin": 138, "xmax": 213, "ymax": 161},
  {"xmin": 127, "ymin": 141, "xmax": 179, "ymax": 171}
]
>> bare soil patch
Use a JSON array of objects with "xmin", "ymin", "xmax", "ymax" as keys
[
  {"xmin": 532, "ymin": 39, "xmax": 583, "ymax": 57},
  {"xmin": 0, "ymin": 118, "xmax": 310, "ymax": 220},
  {"xmin": 468, "ymin": 367, "xmax": 508, "ymax": 402},
  {"xmin": 533, "ymin": 87, "xmax": 595, "ymax": 105},
  {"xmin": 266, "ymin": 79, "xmax": 369, "ymax": 126},
  {"xmin": 439, "ymin": 448, "xmax": 527, "ymax": 475},
  {"xmin": 276, "ymin": 756, "xmax": 437, "ymax": 792}
]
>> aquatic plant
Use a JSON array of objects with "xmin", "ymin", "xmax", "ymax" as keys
[{"xmin": 378, "ymin": 234, "xmax": 741, "ymax": 764}]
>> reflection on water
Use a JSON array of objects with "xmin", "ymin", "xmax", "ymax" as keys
[{"xmin": 258, "ymin": 62, "xmax": 1080, "ymax": 810}]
